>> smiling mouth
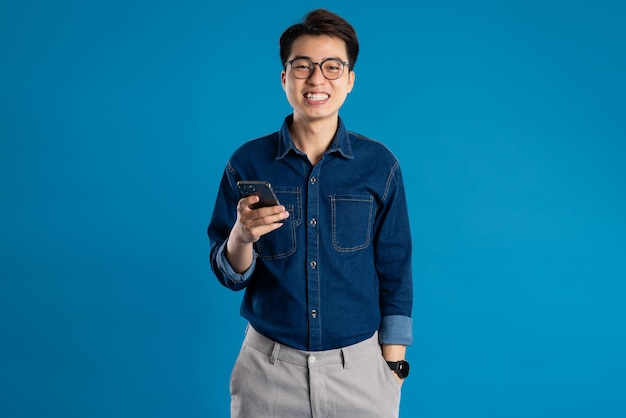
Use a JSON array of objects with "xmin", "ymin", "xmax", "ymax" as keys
[{"xmin": 305, "ymin": 93, "xmax": 330, "ymax": 102}]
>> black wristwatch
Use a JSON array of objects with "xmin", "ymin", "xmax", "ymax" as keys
[{"xmin": 386, "ymin": 360, "xmax": 410, "ymax": 379}]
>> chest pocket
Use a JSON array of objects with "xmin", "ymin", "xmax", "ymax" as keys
[
  {"xmin": 254, "ymin": 188, "xmax": 302, "ymax": 260},
  {"xmin": 330, "ymin": 195, "xmax": 374, "ymax": 252}
]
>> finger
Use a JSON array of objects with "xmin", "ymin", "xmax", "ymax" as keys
[
  {"xmin": 240, "ymin": 217, "xmax": 284, "ymax": 243},
  {"xmin": 239, "ymin": 195, "xmax": 260, "ymax": 211}
]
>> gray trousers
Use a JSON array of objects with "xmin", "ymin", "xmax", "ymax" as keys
[{"xmin": 230, "ymin": 326, "xmax": 401, "ymax": 418}]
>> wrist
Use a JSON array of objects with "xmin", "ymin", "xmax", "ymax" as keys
[
  {"xmin": 225, "ymin": 236, "xmax": 254, "ymax": 274},
  {"xmin": 382, "ymin": 344, "xmax": 406, "ymax": 362}
]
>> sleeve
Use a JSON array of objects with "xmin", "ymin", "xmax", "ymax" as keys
[
  {"xmin": 207, "ymin": 161, "xmax": 257, "ymax": 291},
  {"xmin": 374, "ymin": 161, "xmax": 414, "ymax": 346},
  {"xmin": 213, "ymin": 239, "xmax": 258, "ymax": 290}
]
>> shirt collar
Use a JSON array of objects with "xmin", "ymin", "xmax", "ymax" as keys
[{"xmin": 276, "ymin": 114, "xmax": 354, "ymax": 160}]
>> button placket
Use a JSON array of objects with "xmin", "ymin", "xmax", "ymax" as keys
[{"xmin": 306, "ymin": 168, "xmax": 322, "ymax": 349}]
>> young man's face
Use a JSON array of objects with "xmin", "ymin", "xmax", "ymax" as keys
[{"xmin": 281, "ymin": 34, "xmax": 355, "ymax": 124}]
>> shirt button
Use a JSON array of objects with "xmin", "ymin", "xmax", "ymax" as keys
[
  {"xmin": 310, "ymin": 177, "xmax": 317, "ymax": 184},
  {"xmin": 311, "ymin": 309, "xmax": 317, "ymax": 318},
  {"xmin": 310, "ymin": 218, "xmax": 317, "ymax": 226},
  {"xmin": 310, "ymin": 260, "xmax": 317, "ymax": 269},
  {"xmin": 309, "ymin": 356, "xmax": 316, "ymax": 364}
]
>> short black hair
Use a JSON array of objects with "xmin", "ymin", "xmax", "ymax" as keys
[{"xmin": 279, "ymin": 9, "xmax": 359, "ymax": 70}]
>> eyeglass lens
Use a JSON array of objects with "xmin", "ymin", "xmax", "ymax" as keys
[{"xmin": 290, "ymin": 58, "xmax": 345, "ymax": 80}]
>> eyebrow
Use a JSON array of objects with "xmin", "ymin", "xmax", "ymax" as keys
[{"xmin": 292, "ymin": 55, "xmax": 346, "ymax": 62}]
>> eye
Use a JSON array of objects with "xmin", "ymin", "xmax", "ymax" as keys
[
  {"xmin": 323, "ymin": 60, "xmax": 343, "ymax": 72},
  {"xmin": 292, "ymin": 59, "xmax": 312, "ymax": 70}
]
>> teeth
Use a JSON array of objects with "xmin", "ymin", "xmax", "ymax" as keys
[{"xmin": 306, "ymin": 93, "xmax": 329, "ymax": 100}]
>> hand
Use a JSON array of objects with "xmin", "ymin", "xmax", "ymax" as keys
[
  {"xmin": 382, "ymin": 344, "xmax": 407, "ymax": 387},
  {"xmin": 225, "ymin": 195, "xmax": 289, "ymax": 273},
  {"xmin": 231, "ymin": 195, "xmax": 290, "ymax": 244},
  {"xmin": 392, "ymin": 371, "xmax": 404, "ymax": 386}
]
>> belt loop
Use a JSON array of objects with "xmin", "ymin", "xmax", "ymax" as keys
[
  {"xmin": 270, "ymin": 342, "xmax": 280, "ymax": 365},
  {"xmin": 341, "ymin": 348, "xmax": 351, "ymax": 369}
]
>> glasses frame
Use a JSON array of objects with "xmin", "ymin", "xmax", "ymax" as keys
[{"xmin": 286, "ymin": 58, "xmax": 349, "ymax": 80}]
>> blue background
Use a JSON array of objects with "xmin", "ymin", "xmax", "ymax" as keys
[{"xmin": 2, "ymin": 0, "xmax": 625, "ymax": 417}]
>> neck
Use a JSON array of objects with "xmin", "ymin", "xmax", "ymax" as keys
[{"xmin": 290, "ymin": 115, "xmax": 339, "ymax": 165}]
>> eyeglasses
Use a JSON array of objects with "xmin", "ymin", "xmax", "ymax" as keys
[{"xmin": 286, "ymin": 58, "xmax": 348, "ymax": 80}]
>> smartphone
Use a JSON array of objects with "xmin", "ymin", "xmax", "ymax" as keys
[{"xmin": 237, "ymin": 180, "xmax": 281, "ymax": 209}]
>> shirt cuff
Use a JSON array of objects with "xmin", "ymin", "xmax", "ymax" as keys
[
  {"xmin": 215, "ymin": 240, "xmax": 257, "ymax": 287},
  {"xmin": 379, "ymin": 315, "xmax": 413, "ymax": 346}
]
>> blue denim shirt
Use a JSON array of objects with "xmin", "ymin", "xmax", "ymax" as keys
[{"xmin": 208, "ymin": 115, "xmax": 413, "ymax": 351}]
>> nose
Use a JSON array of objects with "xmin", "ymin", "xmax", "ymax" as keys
[{"xmin": 307, "ymin": 63, "xmax": 326, "ymax": 84}]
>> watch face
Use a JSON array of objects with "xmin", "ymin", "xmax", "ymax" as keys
[
  {"xmin": 397, "ymin": 360, "xmax": 410, "ymax": 378},
  {"xmin": 387, "ymin": 360, "xmax": 410, "ymax": 378}
]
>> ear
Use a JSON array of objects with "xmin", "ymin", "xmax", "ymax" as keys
[
  {"xmin": 281, "ymin": 70, "xmax": 287, "ymax": 91},
  {"xmin": 347, "ymin": 70, "xmax": 355, "ymax": 93}
]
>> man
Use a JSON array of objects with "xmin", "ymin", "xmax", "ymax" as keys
[{"xmin": 208, "ymin": 9, "xmax": 413, "ymax": 418}]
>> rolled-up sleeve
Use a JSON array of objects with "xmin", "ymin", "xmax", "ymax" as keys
[
  {"xmin": 375, "ymin": 162, "xmax": 413, "ymax": 346},
  {"xmin": 214, "ymin": 240, "xmax": 257, "ymax": 290},
  {"xmin": 379, "ymin": 314, "xmax": 413, "ymax": 346}
]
